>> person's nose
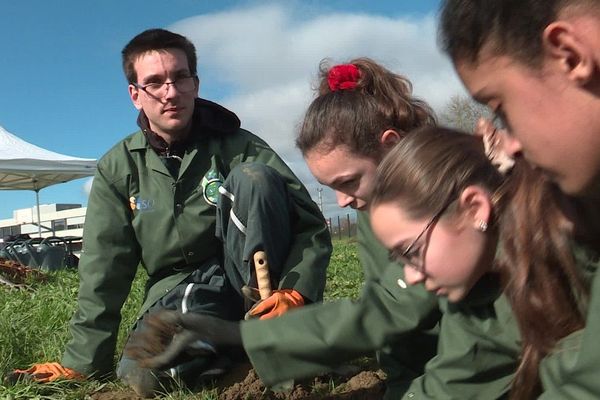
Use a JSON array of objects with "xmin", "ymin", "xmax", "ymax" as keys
[
  {"xmin": 403, "ymin": 266, "xmax": 426, "ymax": 286},
  {"xmin": 335, "ymin": 191, "xmax": 354, "ymax": 208},
  {"xmin": 163, "ymin": 82, "xmax": 180, "ymax": 99}
]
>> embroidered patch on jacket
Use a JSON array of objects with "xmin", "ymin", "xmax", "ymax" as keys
[
  {"xmin": 201, "ymin": 170, "xmax": 224, "ymax": 206},
  {"xmin": 129, "ymin": 196, "xmax": 156, "ymax": 212}
]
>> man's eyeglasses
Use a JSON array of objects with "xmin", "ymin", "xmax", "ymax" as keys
[
  {"xmin": 133, "ymin": 75, "xmax": 197, "ymax": 98},
  {"xmin": 388, "ymin": 199, "xmax": 453, "ymax": 273}
]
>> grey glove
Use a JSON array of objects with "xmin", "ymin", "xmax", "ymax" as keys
[{"xmin": 125, "ymin": 310, "xmax": 242, "ymax": 370}]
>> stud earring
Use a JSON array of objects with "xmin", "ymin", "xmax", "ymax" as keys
[{"xmin": 478, "ymin": 220, "xmax": 488, "ymax": 232}]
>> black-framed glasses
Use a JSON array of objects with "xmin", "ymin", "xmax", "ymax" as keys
[
  {"xmin": 133, "ymin": 75, "xmax": 197, "ymax": 98},
  {"xmin": 388, "ymin": 199, "xmax": 453, "ymax": 273}
]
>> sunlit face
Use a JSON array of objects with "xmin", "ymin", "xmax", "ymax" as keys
[
  {"xmin": 304, "ymin": 145, "xmax": 378, "ymax": 210},
  {"xmin": 128, "ymin": 49, "xmax": 199, "ymax": 141},
  {"xmin": 456, "ymin": 52, "xmax": 600, "ymax": 197},
  {"xmin": 371, "ymin": 201, "xmax": 493, "ymax": 302}
]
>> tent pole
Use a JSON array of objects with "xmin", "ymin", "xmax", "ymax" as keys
[{"xmin": 35, "ymin": 189, "xmax": 42, "ymax": 238}]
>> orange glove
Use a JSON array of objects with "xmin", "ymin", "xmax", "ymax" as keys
[
  {"xmin": 248, "ymin": 289, "xmax": 305, "ymax": 320},
  {"xmin": 8, "ymin": 362, "xmax": 84, "ymax": 383}
]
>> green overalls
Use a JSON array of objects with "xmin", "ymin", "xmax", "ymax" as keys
[
  {"xmin": 243, "ymin": 212, "xmax": 522, "ymax": 399},
  {"xmin": 402, "ymin": 274, "xmax": 520, "ymax": 399},
  {"xmin": 61, "ymin": 99, "xmax": 332, "ymax": 378},
  {"xmin": 538, "ymin": 243, "xmax": 600, "ymax": 399}
]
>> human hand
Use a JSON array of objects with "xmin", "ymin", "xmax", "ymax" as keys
[
  {"xmin": 124, "ymin": 311, "xmax": 242, "ymax": 370},
  {"xmin": 246, "ymin": 289, "xmax": 305, "ymax": 320},
  {"xmin": 475, "ymin": 117, "xmax": 515, "ymax": 175},
  {"xmin": 5, "ymin": 362, "xmax": 84, "ymax": 384},
  {"xmin": 474, "ymin": 117, "xmax": 495, "ymax": 138}
]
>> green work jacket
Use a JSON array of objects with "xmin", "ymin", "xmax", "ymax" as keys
[
  {"xmin": 61, "ymin": 99, "xmax": 332, "ymax": 377},
  {"xmin": 403, "ymin": 274, "xmax": 520, "ymax": 399},
  {"xmin": 538, "ymin": 243, "xmax": 600, "ymax": 399},
  {"xmin": 242, "ymin": 212, "xmax": 521, "ymax": 399}
]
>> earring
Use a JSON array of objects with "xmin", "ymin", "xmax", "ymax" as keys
[{"xmin": 478, "ymin": 220, "xmax": 488, "ymax": 232}]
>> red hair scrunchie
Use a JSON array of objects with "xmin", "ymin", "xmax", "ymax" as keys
[{"xmin": 328, "ymin": 64, "xmax": 360, "ymax": 91}]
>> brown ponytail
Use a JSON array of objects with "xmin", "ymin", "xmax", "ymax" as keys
[
  {"xmin": 296, "ymin": 57, "xmax": 435, "ymax": 159},
  {"xmin": 498, "ymin": 161, "xmax": 588, "ymax": 399}
]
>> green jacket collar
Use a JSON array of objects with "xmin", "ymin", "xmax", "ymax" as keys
[
  {"xmin": 133, "ymin": 97, "xmax": 241, "ymax": 153},
  {"xmin": 127, "ymin": 98, "xmax": 242, "ymax": 177}
]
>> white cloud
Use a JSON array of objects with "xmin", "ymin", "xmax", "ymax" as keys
[{"xmin": 170, "ymin": 3, "xmax": 466, "ymax": 218}]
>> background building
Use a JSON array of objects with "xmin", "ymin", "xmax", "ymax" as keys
[{"xmin": 0, "ymin": 203, "xmax": 85, "ymax": 241}]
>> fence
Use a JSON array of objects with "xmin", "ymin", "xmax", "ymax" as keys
[{"xmin": 326, "ymin": 213, "xmax": 356, "ymax": 240}]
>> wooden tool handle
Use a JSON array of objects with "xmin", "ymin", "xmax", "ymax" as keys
[{"xmin": 253, "ymin": 251, "xmax": 272, "ymax": 300}]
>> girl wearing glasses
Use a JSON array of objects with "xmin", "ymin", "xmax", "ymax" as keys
[
  {"xmin": 370, "ymin": 125, "xmax": 598, "ymax": 398},
  {"xmin": 437, "ymin": 0, "xmax": 600, "ymax": 397}
]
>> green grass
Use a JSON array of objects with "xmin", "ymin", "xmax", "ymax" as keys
[
  {"xmin": 324, "ymin": 239, "xmax": 363, "ymax": 301},
  {"xmin": 0, "ymin": 239, "xmax": 363, "ymax": 399}
]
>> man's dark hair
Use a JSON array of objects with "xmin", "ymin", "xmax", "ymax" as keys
[{"xmin": 121, "ymin": 28, "xmax": 197, "ymax": 83}]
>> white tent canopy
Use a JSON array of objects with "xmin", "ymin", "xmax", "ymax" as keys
[{"xmin": 0, "ymin": 125, "xmax": 97, "ymax": 236}]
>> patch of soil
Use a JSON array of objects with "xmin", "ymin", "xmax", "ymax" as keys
[
  {"xmin": 216, "ymin": 361, "xmax": 385, "ymax": 400},
  {"xmin": 218, "ymin": 369, "xmax": 386, "ymax": 400},
  {"xmin": 87, "ymin": 361, "xmax": 386, "ymax": 400},
  {"xmin": 0, "ymin": 259, "xmax": 47, "ymax": 289},
  {"xmin": 90, "ymin": 389, "xmax": 144, "ymax": 400}
]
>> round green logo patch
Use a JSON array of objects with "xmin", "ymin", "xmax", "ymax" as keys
[{"xmin": 201, "ymin": 170, "xmax": 224, "ymax": 206}]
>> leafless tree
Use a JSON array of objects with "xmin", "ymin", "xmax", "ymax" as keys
[{"xmin": 439, "ymin": 94, "xmax": 491, "ymax": 133}]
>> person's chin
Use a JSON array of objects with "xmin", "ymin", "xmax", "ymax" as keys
[
  {"xmin": 426, "ymin": 285, "xmax": 447, "ymax": 297},
  {"xmin": 536, "ymin": 166, "xmax": 572, "ymax": 192},
  {"xmin": 165, "ymin": 113, "xmax": 188, "ymax": 123},
  {"xmin": 445, "ymin": 289, "xmax": 467, "ymax": 303},
  {"xmin": 165, "ymin": 119, "xmax": 191, "ymax": 132},
  {"xmin": 353, "ymin": 200, "xmax": 369, "ymax": 211},
  {"xmin": 559, "ymin": 174, "xmax": 600, "ymax": 199}
]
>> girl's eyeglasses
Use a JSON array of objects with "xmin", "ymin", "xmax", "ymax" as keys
[{"xmin": 388, "ymin": 199, "xmax": 453, "ymax": 273}]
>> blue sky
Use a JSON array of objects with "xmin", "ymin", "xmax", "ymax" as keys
[{"xmin": 0, "ymin": 0, "xmax": 463, "ymax": 220}]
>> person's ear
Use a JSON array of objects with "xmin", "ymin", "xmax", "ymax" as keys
[
  {"xmin": 543, "ymin": 21, "xmax": 595, "ymax": 85},
  {"xmin": 128, "ymin": 84, "xmax": 143, "ymax": 111},
  {"xmin": 457, "ymin": 185, "xmax": 493, "ymax": 233},
  {"xmin": 194, "ymin": 75, "xmax": 200, "ymax": 97},
  {"xmin": 380, "ymin": 129, "xmax": 402, "ymax": 149}
]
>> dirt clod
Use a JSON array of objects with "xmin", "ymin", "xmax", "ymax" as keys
[
  {"xmin": 87, "ymin": 362, "xmax": 385, "ymax": 400},
  {"xmin": 217, "ymin": 361, "xmax": 385, "ymax": 400}
]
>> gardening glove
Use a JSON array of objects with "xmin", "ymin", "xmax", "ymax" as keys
[
  {"xmin": 7, "ymin": 362, "xmax": 84, "ymax": 384},
  {"xmin": 124, "ymin": 310, "xmax": 242, "ymax": 371},
  {"xmin": 247, "ymin": 289, "xmax": 305, "ymax": 320}
]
